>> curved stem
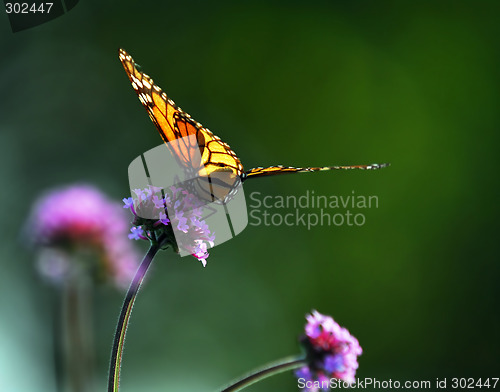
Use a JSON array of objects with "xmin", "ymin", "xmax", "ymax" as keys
[
  {"xmin": 107, "ymin": 235, "xmax": 167, "ymax": 392},
  {"xmin": 220, "ymin": 355, "xmax": 307, "ymax": 392}
]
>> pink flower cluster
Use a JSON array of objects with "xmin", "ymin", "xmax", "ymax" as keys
[
  {"xmin": 123, "ymin": 185, "xmax": 215, "ymax": 266},
  {"xmin": 296, "ymin": 310, "xmax": 362, "ymax": 391},
  {"xmin": 27, "ymin": 184, "xmax": 140, "ymax": 289}
]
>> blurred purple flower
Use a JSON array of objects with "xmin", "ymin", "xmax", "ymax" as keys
[
  {"xmin": 296, "ymin": 310, "xmax": 362, "ymax": 390},
  {"xmin": 128, "ymin": 226, "xmax": 146, "ymax": 240},
  {"xmin": 26, "ymin": 184, "xmax": 140, "ymax": 289},
  {"xmin": 123, "ymin": 184, "xmax": 215, "ymax": 266}
]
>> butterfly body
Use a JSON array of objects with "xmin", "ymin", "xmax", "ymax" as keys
[{"xmin": 119, "ymin": 49, "xmax": 388, "ymax": 201}]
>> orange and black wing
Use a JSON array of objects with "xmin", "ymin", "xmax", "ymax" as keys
[
  {"xmin": 244, "ymin": 163, "xmax": 390, "ymax": 180},
  {"xmin": 173, "ymin": 111, "xmax": 244, "ymax": 201},
  {"xmin": 119, "ymin": 49, "xmax": 389, "ymax": 195},
  {"xmin": 119, "ymin": 49, "xmax": 244, "ymax": 201}
]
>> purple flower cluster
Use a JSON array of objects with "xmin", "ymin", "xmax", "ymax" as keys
[
  {"xmin": 27, "ymin": 184, "xmax": 140, "ymax": 289},
  {"xmin": 296, "ymin": 310, "xmax": 362, "ymax": 391},
  {"xmin": 123, "ymin": 185, "xmax": 215, "ymax": 266}
]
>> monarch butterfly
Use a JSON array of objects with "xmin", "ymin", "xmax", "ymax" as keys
[{"xmin": 119, "ymin": 49, "xmax": 388, "ymax": 202}]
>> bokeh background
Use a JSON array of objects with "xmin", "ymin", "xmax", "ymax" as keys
[{"xmin": 1, "ymin": 1, "xmax": 499, "ymax": 391}]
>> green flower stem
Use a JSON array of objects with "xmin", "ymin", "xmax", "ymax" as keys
[
  {"xmin": 108, "ymin": 235, "xmax": 167, "ymax": 392},
  {"xmin": 52, "ymin": 290, "xmax": 64, "ymax": 392},
  {"xmin": 52, "ymin": 262, "xmax": 95, "ymax": 392},
  {"xmin": 220, "ymin": 355, "xmax": 307, "ymax": 392},
  {"xmin": 64, "ymin": 275, "xmax": 94, "ymax": 392}
]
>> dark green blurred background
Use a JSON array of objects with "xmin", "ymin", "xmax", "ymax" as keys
[{"xmin": 1, "ymin": 1, "xmax": 499, "ymax": 391}]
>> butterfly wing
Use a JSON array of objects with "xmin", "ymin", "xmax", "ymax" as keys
[
  {"xmin": 244, "ymin": 163, "xmax": 390, "ymax": 180},
  {"xmin": 119, "ymin": 49, "xmax": 389, "ymax": 196},
  {"xmin": 119, "ymin": 49, "xmax": 244, "ymax": 202},
  {"xmin": 119, "ymin": 50, "xmax": 183, "ymax": 155},
  {"xmin": 173, "ymin": 112, "xmax": 244, "ymax": 202}
]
